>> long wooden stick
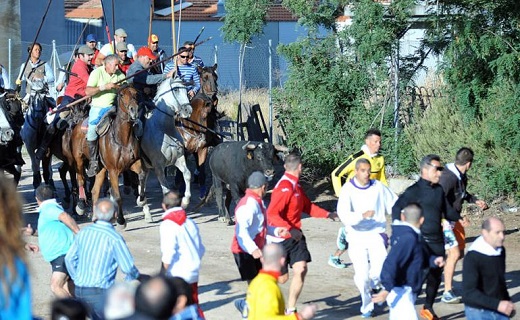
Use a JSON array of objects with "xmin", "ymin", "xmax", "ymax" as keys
[
  {"xmin": 171, "ymin": 0, "xmax": 177, "ymax": 55},
  {"xmin": 148, "ymin": 0, "xmax": 153, "ymax": 47}
]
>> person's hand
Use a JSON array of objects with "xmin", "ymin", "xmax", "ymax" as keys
[
  {"xmin": 475, "ymin": 200, "xmax": 489, "ymax": 210},
  {"xmin": 188, "ymin": 90, "xmax": 195, "ymax": 98},
  {"xmin": 460, "ymin": 216, "xmax": 470, "ymax": 228},
  {"xmin": 276, "ymin": 227, "xmax": 290, "ymax": 238},
  {"xmin": 24, "ymin": 243, "xmax": 39, "ymax": 253},
  {"xmin": 497, "ymin": 300, "xmax": 515, "ymax": 316},
  {"xmin": 371, "ymin": 289, "xmax": 389, "ymax": 304},
  {"xmin": 327, "ymin": 211, "xmax": 338, "ymax": 221},
  {"xmin": 56, "ymin": 83, "xmax": 64, "ymax": 92},
  {"xmin": 289, "ymin": 228, "xmax": 303, "ymax": 241},
  {"xmin": 298, "ymin": 304, "xmax": 317, "ymax": 320},
  {"xmin": 362, "ymin": 210, "xmax": 375, "ymax": 219},
  {"xmin": 434, "ymin": 256, "xmax": 445, "ymax": 268},
  {"xmin": 251, "ymin": 248, "xmax": 262, "ymax": 259},
  {"xmin": 165, "ymin": 70, "xmax": 175, "ymax": 79},
  {"xmin": 22, "ymin": 224, "xmax": 34, "ymax": 236},
  {"xmin": 105, "ymin": 82, "xmax": 119, "ymax": 91}
]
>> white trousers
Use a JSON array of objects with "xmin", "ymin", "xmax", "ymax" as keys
[
  {"xmin": 347, "ymin": 231, "xmax": 387, "ymax": 314},
  {"xmin": 387, "ymin": 286, "xmax": 418, "ymax": 320}
]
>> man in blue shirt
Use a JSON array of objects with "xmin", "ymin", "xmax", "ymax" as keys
[
  {"xmin": 164, "ymin": 48, "xmax": 200, "ymax": 99},
  {"xmin": 32, "ymin": 184, "xmax": 79, "ymax": 298},
  {"xmin": 65, "ymin": 198, "xmax": 141, "ymax": 320}
]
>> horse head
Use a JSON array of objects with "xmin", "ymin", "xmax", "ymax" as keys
[
  {"xmin": 155, "ymin": 77, "xmax": 192, "ymax": 119},
  {"xmin": 117, "ymin": 85, "xmax": 140, "ymax": 121},
  {"xmin": 198, "ymin": 64, "xmax": 218, "ymax": 100}
]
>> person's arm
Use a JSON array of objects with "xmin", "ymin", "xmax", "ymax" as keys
[
  {"xmin": 58, "ymin": 212, "xmax": 80, "ymax": 234},
  {"xmin": 379, "ymin": 161, "xmax": 388, "ymax": 186},
  {"xmin": 235, "ymin": 202, "xmax": 261, "ymax": 256},
  {"xmin": 113, "ymin": 236, "xmax": 140, "ymax": 281},
  {"xmin": 85, "ymin": 82, "xmax": 119, "ymax": 96},
  {"xmin": 64, "ymin": 241, "xmax": 79, "ymax": 281},
  {"xmin": 191, "ymin": 67, "xmax": 200, "ymax": 94},
  {"xmin": 44, "ymin": 63, "xmax": 55, "ymax": 84},
  {"xmin": 391, "ymin": 191, "xmax": 409, "ymax": 221},
  {"xmin": 95, "ymin": 44, "xmax": 111, "ymax": 66},
  {"xmin": 337, "ymin": 186, "xmax": 365, "ymax": 226},
  {"xmin": 331, "ymin": 156, "xmax": 355, "ymax": 197},
  {"xmin": 160, "ymin": 222, "xmax": 177, "ymax": 271},
  {"xmin": 76, "ymin": 62, "xmax": 91, "ymax": 86},
  {"xmin": 266, "ymin": 181, "xmax": 295, "ymax": 234}
]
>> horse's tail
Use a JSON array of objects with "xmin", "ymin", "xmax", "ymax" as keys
[{"xmin": 192, "ymin": 183, "xmax": 214, "ymax": 212}]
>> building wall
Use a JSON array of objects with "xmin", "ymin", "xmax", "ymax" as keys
[{"xmin": 0, "ymin": 0, "xmax": 21, "ymax": 83}]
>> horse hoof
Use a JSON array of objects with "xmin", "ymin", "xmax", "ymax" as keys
[
  {"xmin": 116, "ymin": 222, "xmax": 127, "ymax": 231},
  {"xmin": 136, "ymin": 197, "xmax": 147, "ymax": 207},
  {"xmin": 76, "ymin": 205, "xmax": 85, "ymax": 216},
  {"xmin": 123, "ymin": 186, "xmax": 131, "ymax": 195},
  {"xmin": 143, "ymin": 205, "xmax": 153, "ymax": 223},
  {"xmin": 181, "ymin": 197, "xmax": 190, "ymax": 209}
]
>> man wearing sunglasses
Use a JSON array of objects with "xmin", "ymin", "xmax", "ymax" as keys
[
  {"xmin": 163, "ymin": 48, "xmax": 200, "ymax": 99},
  {"xmin": 182, "ymin": 41, "xmax": 205, "ymax": 68},
  {"xmin": 392, "ymin": 154, "xmax": 461, "ymax": 320}
]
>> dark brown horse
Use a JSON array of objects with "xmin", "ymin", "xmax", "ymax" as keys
[{"xmin": 68, "ymin": 86, "xmax": 147, "ymax": 228}]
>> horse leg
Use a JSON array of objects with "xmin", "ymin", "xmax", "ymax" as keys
[
  {"xmin": 41, "ymin": 154, "xmax": 55, "ymax": 190},
  {"xmin": 154, "ymin": 165, "xmax": 172, "ymax": 195},
  {"xmin": 28, "ymin": 150, "xmax": 42, "ymax": 190},
  {"xmin": 108, "ymin": 169, "xmax": 126, "ymax": 229},
  {"xmin": 89, "ymin": 168, "xmax": 107, "ymax": 221},
  {"xmin": 58, "ymin": 162, "xmax": 71, "ymax": 209},
  {"xmin": 131, "ymin": 162, "xmax": 151, "ymax": 222},
  {"xmin": 75, "ymin": 164, "xmax": 88, "ymax": 216},
  {"xmin": 174, "ymin": 155, "xmax": 191, "ymax": 209}
]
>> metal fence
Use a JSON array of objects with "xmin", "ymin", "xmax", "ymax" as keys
[{"xmin": 5, "ymin": 39, "xmax": 286, "ymax": 98}]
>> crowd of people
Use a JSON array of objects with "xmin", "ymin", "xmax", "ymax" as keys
[{"xmin": 0, "ymin": 27, "xmax": 516, "ymax": 320}]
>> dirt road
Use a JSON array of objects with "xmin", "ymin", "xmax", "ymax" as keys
[{"xmin": 18, "ymin": 164, "xmax": 520, "ymax": 319}]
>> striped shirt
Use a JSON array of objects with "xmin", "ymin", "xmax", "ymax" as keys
[
  {"xmin": 163, "ymin": 61, "xmax": 200, "ymax": 94},
  {"xmin": 65, "ymin": 221, "xmax": 139, "ymax": 289}
]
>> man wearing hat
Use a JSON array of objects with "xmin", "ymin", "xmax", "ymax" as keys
[
  {"xmin": 115, "ymin": 42, "xmax": 133, "ymax": 75},
  {"xmin": 95, "ymin": 28, "xmax": 136, "ymax": 66},
  {"xmin": 231, "ymin": 171, "xmax": 289, "ymax": 317},
  {"xmin": 148, "ymin": 34, "xmax": 167, "ymax": 74},
  {"xmin": 36, "ymin": 45, "xmax": 95, "ymax": 160},
  {"xmin": 127, "ymin": 46, "xmax": 174, "ymax": 104},
  {"xmin": 85, "ymin": 34, "xmax": 99, "ymax": 66}
]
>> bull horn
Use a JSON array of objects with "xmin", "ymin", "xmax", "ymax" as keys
[{"xmin": 242, "ymin": 142, "xmax": 257, "ymax": 150}]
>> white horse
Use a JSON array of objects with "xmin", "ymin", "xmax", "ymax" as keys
[{"xmin": 141, "ymin": 78, "xmax": 192, "ymax": 214}]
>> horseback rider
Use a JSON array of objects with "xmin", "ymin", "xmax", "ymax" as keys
[
  {"xmin": 163, "ymin": 48, "xmax": 200, "ymax": 100},
  {"xmin": 35, "ymin": 45, "xmax": 95, "ymax": 160},
  {"xmin": 127, "ymin": 46, "xmax": 174, "ymax": 111},
  {"xmin": 84, "ymin": 54, "xmax": 126, "ymax": 177},
  {"xmin": 95, "ymin": 28, "xmax": 137, "ymax": 67},
  {"xmin": 16, "ymin": 43, "xmax": 55, "ymax": 101},
  {"xmin": 148, "ymin": 34, "xmax": 167, "ymax": 74},
  {"xmin": 182, "ymin": 41, "xmax": 205, "ymax": 68}
]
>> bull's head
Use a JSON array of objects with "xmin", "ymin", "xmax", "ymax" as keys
[{"xmin": 242, "ymin": 142, "xmax": 276, "ymax": 180}]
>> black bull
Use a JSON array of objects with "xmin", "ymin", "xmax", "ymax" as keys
[{"xmin": 205, "ymin": 141, "xmax": 287, "ymax": 225}]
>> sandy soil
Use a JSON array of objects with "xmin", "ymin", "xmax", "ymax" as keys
[{"xmin": 17, "ymin": 161, "xmax": 520, "ymax": 320}]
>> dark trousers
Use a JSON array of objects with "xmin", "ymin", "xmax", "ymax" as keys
[
  {"xmin": 424, "ymin": 241, "xmax": 444, "ymax": 309},
  {"xmin": 76, "ymin": 286, "xmax": 107, "ymax": 320}
]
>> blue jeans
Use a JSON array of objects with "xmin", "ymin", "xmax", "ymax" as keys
[
  {"xmin": 87, "ymin": 106, "xmax": 111, "ymax": 141},
  {"xmin": 465, "ymin": 306, "xmax": 509, "ymax": 320},
  {"xmin": 76, "ymin": 286, "xmax": 107, "ymax": 320}
]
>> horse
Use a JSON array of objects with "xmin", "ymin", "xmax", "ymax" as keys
[
  {"xmin": 0, "ymin": 90, "xmax": 25, "ymax": 184},
  {"xmin": 69, "ymin": 85, "xmax": 147, "ymax": 228},
  {"xmin": 20, "ymin": 87, "xmax": 56, "ymax": 189},
  {"xmin": 198, "ymin": 64, "xmax": 218, "ymax": 106},
  {"xmin": 140, "ymin": 78, "xmax": 192, "ymax": 212}
]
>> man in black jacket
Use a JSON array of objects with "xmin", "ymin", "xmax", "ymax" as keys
[
  {"xmin": 463, "ymin": 217, "xmax": 515, "ymax": 319},
  {"xmin": 392, "ymin": 154, "xmax": 459, "ymax": 320},
  {"xmin": 438, "ymin": 147, "xmax": 488, "ymax": 304}
]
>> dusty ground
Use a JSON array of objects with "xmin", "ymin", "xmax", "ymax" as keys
[{"xmin": 17, "ymin": 160, "xmax": 520, "ymax": 320}]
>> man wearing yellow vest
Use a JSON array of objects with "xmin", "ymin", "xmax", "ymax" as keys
[{"xmin": 328, "ymin": 128, "xmax": 387, "ymax": 268}]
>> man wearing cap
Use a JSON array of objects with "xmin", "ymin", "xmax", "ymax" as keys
[
  {"xmin": 182, "ymin": 41, "xmax": 205, "ymax": 68},
  {"xmin": 84, "ymin": 54, "xmax": 126, "ymax": 177},
  {"xmin": 163, "ymin": 48, "xmax": 200, "ymax": 99},
  {"xmin": 85, "ymin": 34, "xmax": 99, "ymax": 67},
  {"xmin": 148, "ymin": 34, "xmax": 167, "ymax": 74},
  {"xmin": 36, "ymin": 45, "xmax": 95, "ymax": 160},
  {"xmin": 231, "ymin": 171, "xmax": 289, "ymax": 317},
  {"xmin": 115, "ymin": 42, "xmax": 133, "ymax": 75},
  {"xmin": 95, "ymin": 28, "xmax": 136, "ymax": 66},
  {"xmin": 128, "ymin": 47, "xmax": 174, "ymax": 104}
]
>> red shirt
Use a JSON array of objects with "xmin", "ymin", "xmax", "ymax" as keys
[
  {"xmin": 64, "ymin": 59, "xmax": 91, "ymax": 99},
  {"xmin": 90, "ymin": 49, "xmax": 100, "ymax": 66},
  {"xmin": 119, "ymin": 57, "xmax": 134, "ymax": 75},
  {"xmin": 267, "ymin": 173, "xmax": 328, "ymax": 235}
]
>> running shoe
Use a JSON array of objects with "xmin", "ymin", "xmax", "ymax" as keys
[
  {"xmin": 420, "ymin": 307, "xmax": 439, "ymax": 320},
  {"xmin": 328, "ymin": 255, "xmax": 348, "ymax": 269},
  {"xmin": 441, "ymin": 290, "xmax": 461, "ymax": 304}
]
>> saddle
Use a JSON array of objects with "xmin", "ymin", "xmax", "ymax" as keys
[{"xmin": 80, "ymin": 107, "xmax": 116, "ymax": 137}]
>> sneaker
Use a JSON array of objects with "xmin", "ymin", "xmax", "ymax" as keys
[
  {"xmin": 328, "ymin": 255, "xmax": 348, "ymax": 269},
  {"xmin": 441, "ymin": 290, "xmax": 461, "ymax": 304},
  {"xmin": 285, "ymin": 307, "xmax": 297, "ymax": 315},
  {"xmin": 420, "ymin": 307, "xmax": 439, "ymax": 320},
  {"xmin": 234, "ymin": 298, "xmax": 248, "ymax": 319},
  {"xmin": 361, "ymin": 310, "xmax": 374, "ymax": 318}
]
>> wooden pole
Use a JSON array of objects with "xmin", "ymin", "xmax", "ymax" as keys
[
  {"xmin": 148, "ymin": 0, "xmax": 153, "ymax": 47},
  {"xmin": 171, "ymin": 0, "xmax": 177, "ymax": 55}
]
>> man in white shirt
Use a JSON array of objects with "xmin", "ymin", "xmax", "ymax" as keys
[
  {"xmin": 337, "ymin": 158, "xmax": 397, "ymax": 318},
  {"xmin": 95, "ymin": 28, "xmax": 136, "ymax": 66}
]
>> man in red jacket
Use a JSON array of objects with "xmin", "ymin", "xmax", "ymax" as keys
[{"xmin": 267, "ymin": 153, "xmax": 338, "ymax": 314}]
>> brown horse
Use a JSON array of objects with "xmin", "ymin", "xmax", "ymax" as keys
[{"xmin": 68, "ymin": 85, "xmax": 147, "ymax": 228}]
